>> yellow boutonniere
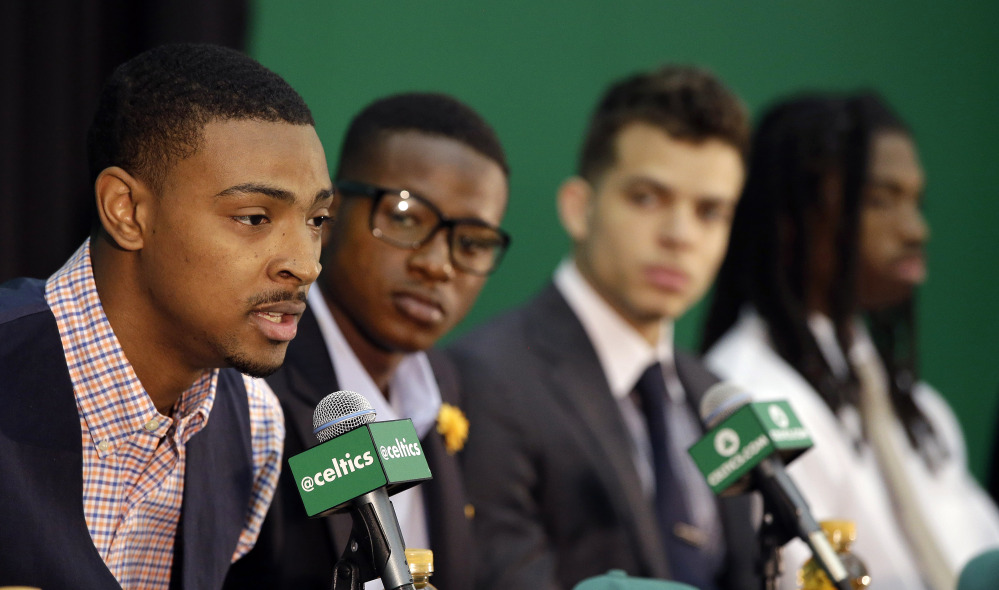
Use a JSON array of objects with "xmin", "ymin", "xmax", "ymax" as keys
[{"xmin": 436, "ymin": 403, "xmax": 469, "ymax": 455}]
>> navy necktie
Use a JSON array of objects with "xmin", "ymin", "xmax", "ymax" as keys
[{"xmin": 635, "ymin": 362, "xmax": 715, "ymax": 590}]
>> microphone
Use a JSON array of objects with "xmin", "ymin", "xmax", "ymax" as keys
[
  {"xmin": 287, "ymin": 391, "xmax": 433, "ymax": 590},
  {"xmin": 687, "ymin": 382, "xmax": 853, "ymax": 590},
  {"xmin": 314, "ymin": 390, "xmax": 378, "ymax": 442}
]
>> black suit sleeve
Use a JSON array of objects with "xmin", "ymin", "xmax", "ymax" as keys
[{"xmin": 451, "ymin": 349, "xmax": 565, "ymax": 590}]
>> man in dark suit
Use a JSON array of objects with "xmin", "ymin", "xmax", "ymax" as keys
[
  {"xmin": 447, "ymin": 65, "xmax": 759, "ymax": 590},
  {"xmin": 225, "ymin": 93, "xmax": 510, "ymax": 590}
]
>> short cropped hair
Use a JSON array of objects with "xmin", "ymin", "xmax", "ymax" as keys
[
  {"xmin": 334, "ymin": 92, "xmax": 508, "ymax": 180},
  {"xmin": 87, "ymin": 43, "xmax": 314, "ymax": 189},
  {"xmin": 577, "ymin": 65, "xmax": 749, "ymax": 183}
]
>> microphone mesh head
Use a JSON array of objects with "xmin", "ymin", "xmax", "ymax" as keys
[
  {"xmin": 312, "ymin": 390, "xmax": 377, "ymax": 442},
  {"xmin": 699, "ymin": 382, "xmax": 752, "ymax": 429}
]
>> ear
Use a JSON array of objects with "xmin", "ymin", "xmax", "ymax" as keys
[
  {"xmin": 556, "ymin": 176, "xmax": 593, "ymax": 242},
  {"xmin": 94, "ymin": 166, "xmax": 149, "ymax": 251}
]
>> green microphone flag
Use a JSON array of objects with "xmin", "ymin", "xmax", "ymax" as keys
[
  {"xmin": 688, "ymin": 400, "xmax": 812, "ymax": 495},
  {"xmin": 288, "ymin": 419, "xmax": 432, "ymax": 517}
]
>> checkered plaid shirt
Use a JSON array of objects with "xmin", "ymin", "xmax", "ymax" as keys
[{"xmin": 44, "ymin": 240, "xmax": 284, "ymax": 589}]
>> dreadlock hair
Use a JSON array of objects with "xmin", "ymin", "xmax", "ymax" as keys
[
  {"xmin": 702, "ymin": 91, "xmax": 944, "ymax": 468},
  {"xmin": 334, "ymin": 92, "xmax": 508, "ymax": 181},
  {"xmin": 701, "ymin": 94, "xmax": 868, "ymax": 413},
  {"xmin": 87, "ymin": 43, "xmax": 315, "ymax": 192},
  {"xmin": 853, "ymin": 94, "xmax": 946, "ymax": 468},
  {"xmin": 577, "ymin": 64, "xmax": 749, "ymax": 186}
]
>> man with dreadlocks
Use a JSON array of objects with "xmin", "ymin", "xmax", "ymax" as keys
[{"xmin": 701, "ymin": 92, "xmax": 999, "ymax": 590}]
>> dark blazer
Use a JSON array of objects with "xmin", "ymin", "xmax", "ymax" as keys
[
  {"xmin": 225, "ymin": 306, "xmax": 474, "ymax": 590},
  {"xmin": 0, "ymin": 278, "xmax": 253, "ymax": 590},
  {"xmin": 446, "ymin": 283, "xmax": 760, "ymax": 590}
]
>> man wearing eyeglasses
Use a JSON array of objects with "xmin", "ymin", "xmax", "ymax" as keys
[{"xmin": 224, "ymin": 92, "xmax": 509, "ymax": 590}]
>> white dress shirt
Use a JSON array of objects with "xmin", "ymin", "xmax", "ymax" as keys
[
  {"xmin": 705, "ymin": 308, "xmax": 999, "ymax": 590},
  {"xmin": 308, "ymin": 288, "xmax": 442, "ymax": 590}
]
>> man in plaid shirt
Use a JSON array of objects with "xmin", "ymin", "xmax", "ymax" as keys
[{"xmin": 0, "ymin": 43, "xmax": 333, "ymax": 589}]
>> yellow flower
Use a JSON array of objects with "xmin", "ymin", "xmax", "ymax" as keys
[{"xmin": 436, "ymin": 403, "xmax": 469, "ymax": 455}]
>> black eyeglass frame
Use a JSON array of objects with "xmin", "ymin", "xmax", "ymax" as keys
[{"xmin": 335, "ymin": 180, "xmax": 511, "ymax": 276}]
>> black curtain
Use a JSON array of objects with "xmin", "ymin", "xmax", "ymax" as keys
[{"xmin": 0, "ymin": 0, "xmax": 249, "ymax": 283}]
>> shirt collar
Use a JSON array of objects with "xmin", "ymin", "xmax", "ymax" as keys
[
  {"xmin": 554, "ymin": 258, "xmax": 675, "ymax": 401},
  {"xmin": 45, "ymin": 239, "xmax": 217, "ymax": 456},
  {"xmin": 307, "ymin": 288, "xmax": 442, "ymax": 437},
  {"xmin": 806, "ymin": 312, "xmax": 852, "ymax": 380},
  {"xmin": 806, "ymin": 311, "xmax": 887, "ymax": 378}
]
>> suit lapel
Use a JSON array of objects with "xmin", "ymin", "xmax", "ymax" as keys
[
  {"xmin": 674, "ymin": 351, "xmax": 718, "ymax": 417},
  {"xmin": 271, "ymin": 309, "xmax": 355, "ymax": 551},
  {"xmin": 524, "ymin": 285, "xmax": 669, "ymax": 577},
  {"xmin": 421, "ymin": 350, "xmax": 475, "ymax": 589},
  {"xmin": 675, "ymin": 350, "xmax": 762, "ymax": 590},
  {"xmin": 273, "ymin": 308, "xmax": 337, "ymax": 486},
  {"xmin": 279, "ymin": 307, "xmax": 338, "ymax": 411}
]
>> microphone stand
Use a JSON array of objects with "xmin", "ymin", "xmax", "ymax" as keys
[
  {"xmin": 756, "ymin": 484, "xmax": 853, "ymax": 590},
  {"xmin": 331, "ymin": 555, "xmax": 363, "ymax": 590},
  {"xmin": 329, "ymin": 490, "xmax": 416, "ymax": 590},
  {"xmin": 758, "ymin": 510, "xmax": 787, "ymax": 590}
]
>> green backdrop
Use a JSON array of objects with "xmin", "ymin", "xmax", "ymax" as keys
[{"xmin": 249, "ymin": 1, "xmax": 999, "ymax": 481}]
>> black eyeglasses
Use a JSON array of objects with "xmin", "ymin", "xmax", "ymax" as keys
[{"xmin": 335, "ymin": 180, "xmax": 511, "ymax": 276}]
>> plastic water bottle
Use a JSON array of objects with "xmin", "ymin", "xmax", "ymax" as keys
[
  {"xmin": 799, "ymin": 520, "xmax": 871, "ymax": 589},
  {"xmin": 405, "ymin": 548, "xmax": 438, "ymax": 590}
]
